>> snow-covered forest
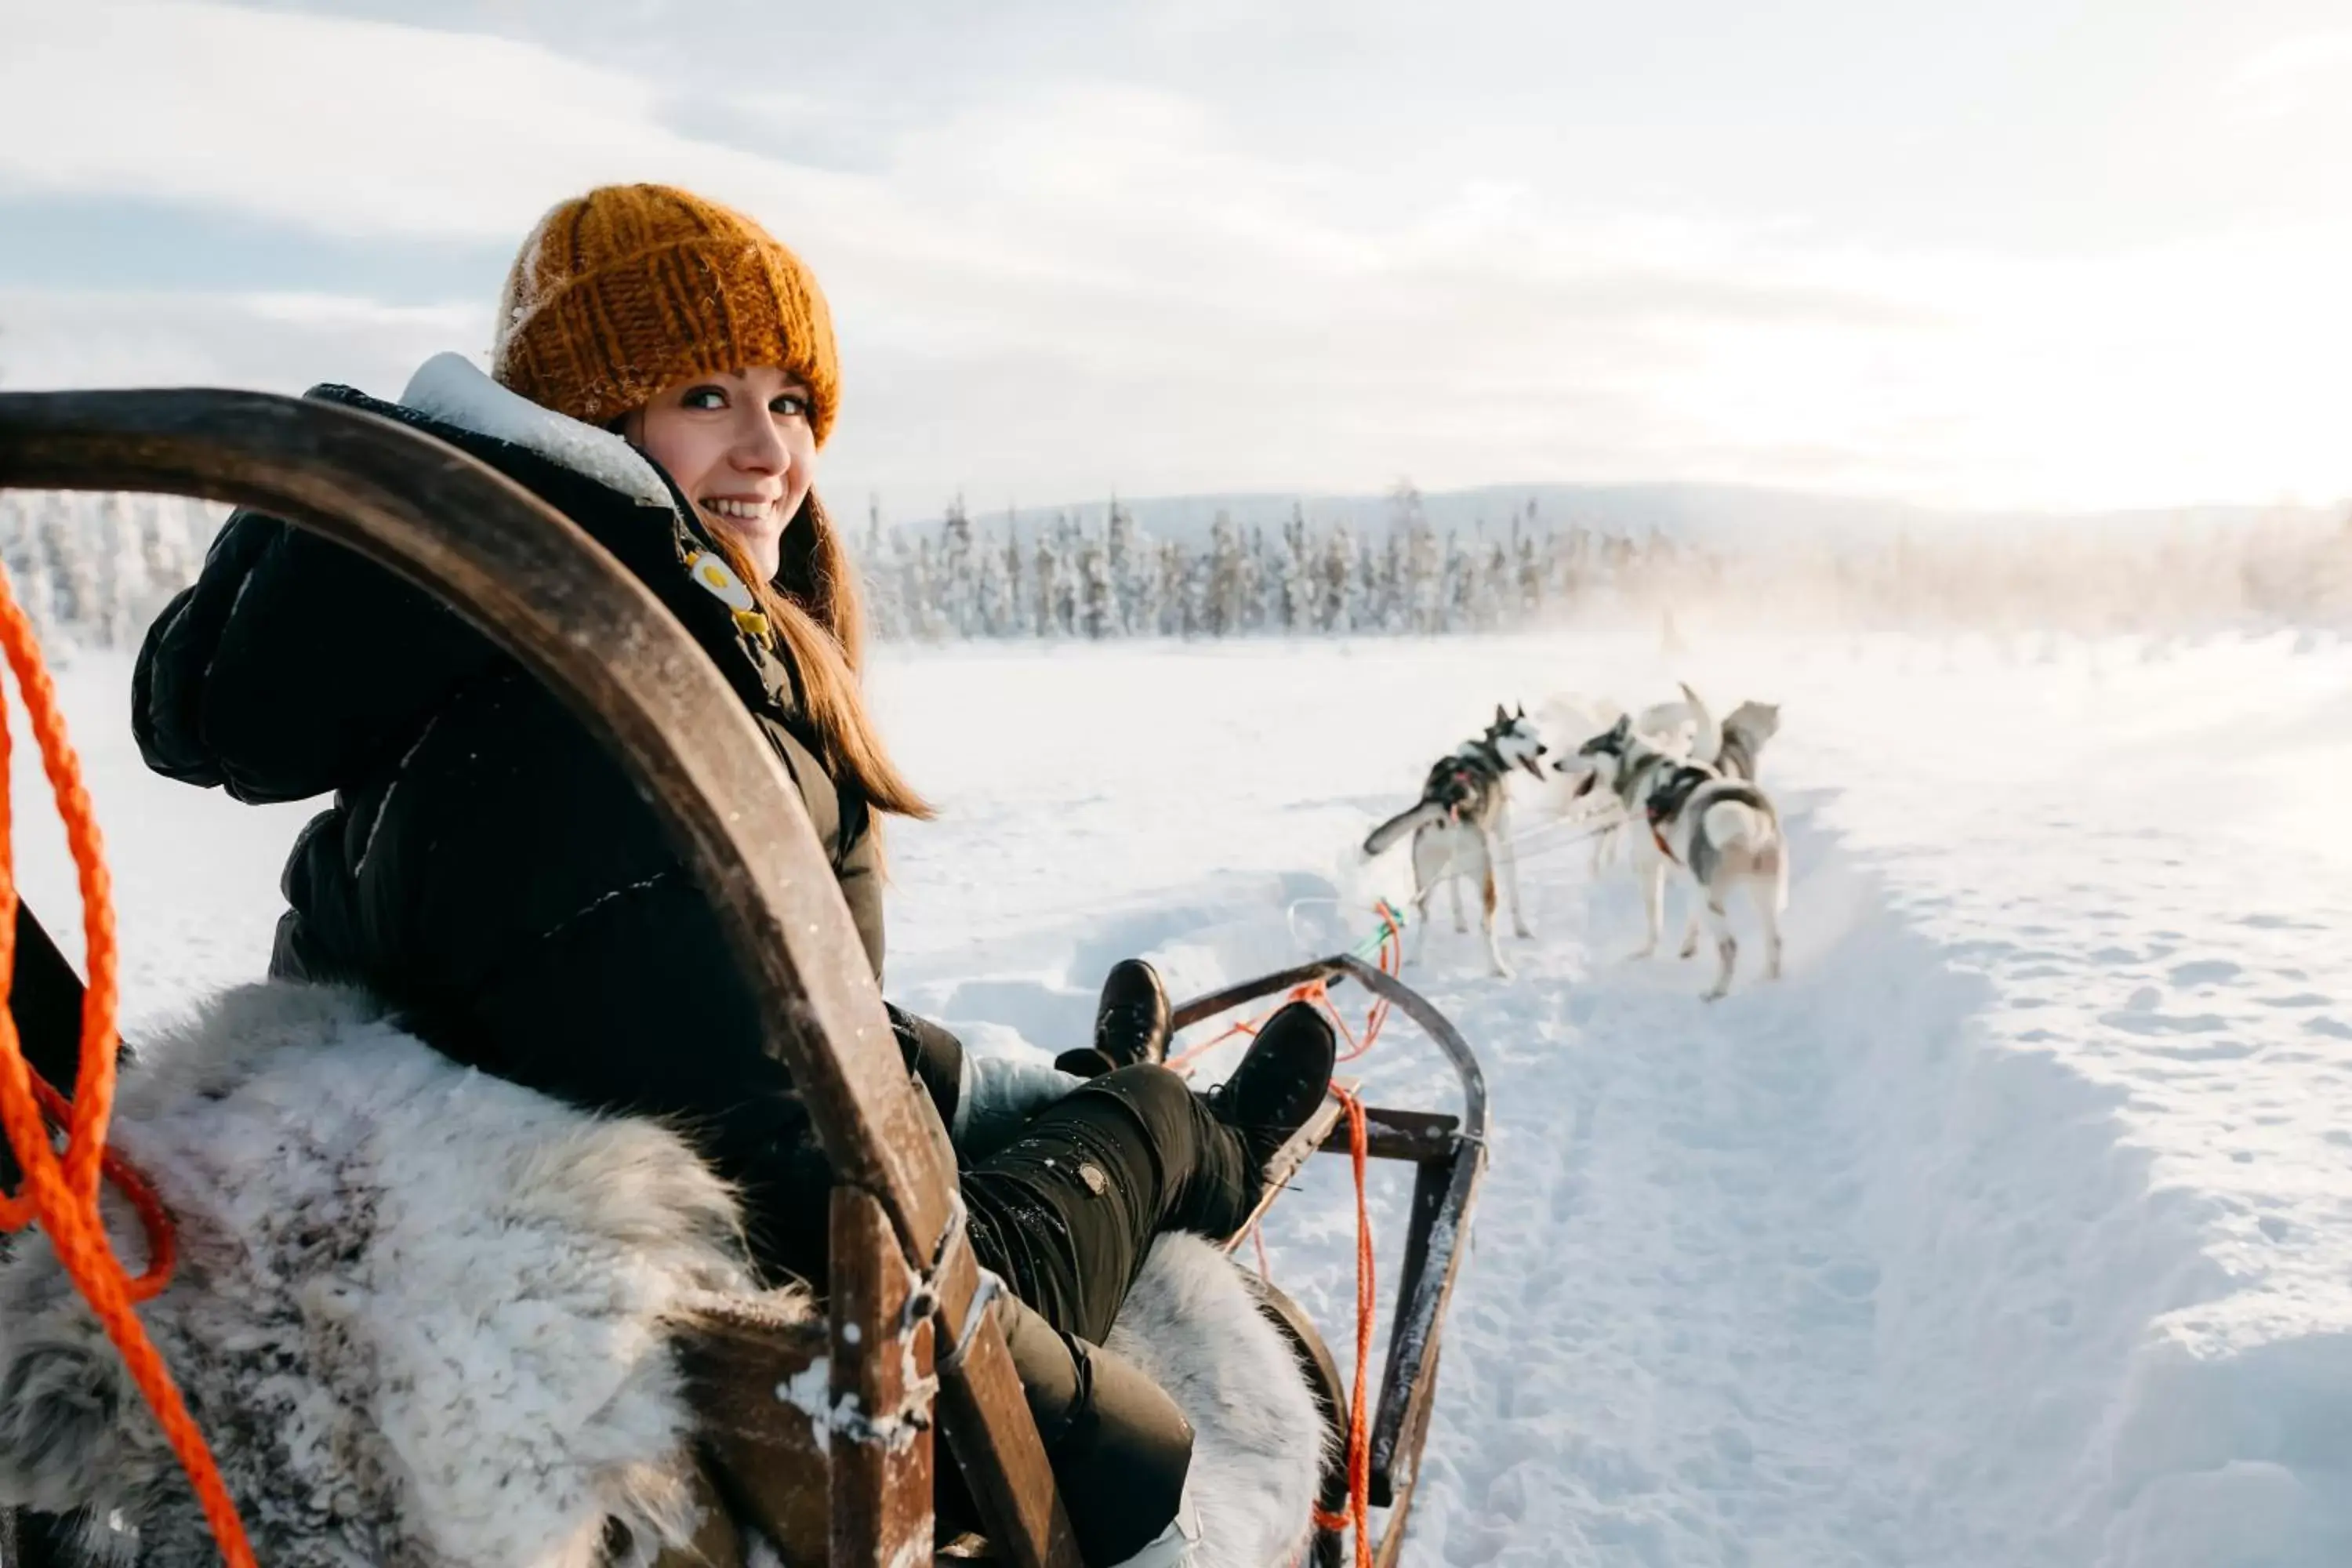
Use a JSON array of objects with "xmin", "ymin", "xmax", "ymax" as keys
[
  {"xmin": 856, "ymin": 488, "xmax": 2352, "ymax": 641},
  {"xmin": 0, "ymin": 491, "xmax": 223, "ymax": 652},
  {"xmin": 7, "ymin": 485, "xmax": 2350, "ymax": 653},
  {"xmin": 855, "ymin": 491, "xmax": 1705, "ymax": 641}
]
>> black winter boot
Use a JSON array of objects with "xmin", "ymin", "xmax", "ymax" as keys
[
  {"xmin": 1055, "ymin": 958, "xmax": 1171, "ymax": 1077},
  {"xmin": 1204, "ymin": 1001, "xmax": 1338, "ymax": 1173}
]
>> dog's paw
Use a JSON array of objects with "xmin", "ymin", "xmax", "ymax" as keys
[{"xmin": 1513, "ymin": 924, "xmax": 1536, "ymax": 941}]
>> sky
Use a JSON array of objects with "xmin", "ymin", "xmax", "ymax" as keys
[{"xmin": 2, "ymin": 0, "xmax": 2350, "ymax": 517}]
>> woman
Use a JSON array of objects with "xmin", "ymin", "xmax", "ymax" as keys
[{"xmin": 131, "ymin": 183, "xmax": 1334, "ymax": 1565}]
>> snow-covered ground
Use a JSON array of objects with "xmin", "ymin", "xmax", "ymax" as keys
[{"xmin": 16, "ymin": 628, "xmax": 2352, "ymax": 1567}]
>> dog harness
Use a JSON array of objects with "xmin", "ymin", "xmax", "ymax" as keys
[
  {"xmin": 1424, "ymin": 742, "xmax": 1504, "ymax": 822},
  {"xmin": 1646, "ymin": 764, "xmax": 1718, "ymax": 865},
  {"xmin": 1649, "ymin": 766, "xmax": 1774, "ymax": 868}
]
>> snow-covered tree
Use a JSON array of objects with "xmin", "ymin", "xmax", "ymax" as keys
[
  {"xmin": 1279, "ymin": 506, "xmax": 1314, "ymax": 633},
  {"xmin": 1106, "ymin": 497, "xmax": 1144, "ymax": 635},
  {"xmin": 1032, "ymin": 529, "xmax": 1063, "ymax": 639},
  {"xmin": 1076, "ymin": 525, "xmax": 1114, "ymax": 640},
  {"xmin": 1203, "ymin": 512, "xmax": 1246, "ymax": 637},
  {"xmin": 1316, "ymin": 522, "xmax": 1355, "ymax": 633},
  {"xmin": 938, "ymin": 498, "xmax": 978, "ymax": 636}
]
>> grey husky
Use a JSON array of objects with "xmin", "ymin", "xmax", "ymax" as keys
[
  {"xmin": 1642, "ymin": 753, "xmax": 1788, "ymax": 1000},
  {"xmin": 1671, "ymin": 697, "xmax": 1780, "ymax": 959},
  {"xmin": 1562, "ymin": 682, "xmax": 1789, "ymax": 997},
  {"xmin": 1555, "ymin": 682, "xmax": 1715, "ymax": 959},
  {"xmin": 1555, "ymin": 686, "xmax": 1784, "ymax": 960},
  {"xmin": 1363, "ymin": 706, "xmax": 1549, "ymax": 978},
  {"xmin": 1711, "ymin": 699, "xmax": 1783, "ymax": 784}
]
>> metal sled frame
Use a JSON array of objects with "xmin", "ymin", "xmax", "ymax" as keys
[
  {"xmin": 0, "ymin": 389, "xmax": 1484, "ymax": 1567},
  {"xmin": 1172, "ymin": 956, "xmax": 1488, "ymax": 1568}
]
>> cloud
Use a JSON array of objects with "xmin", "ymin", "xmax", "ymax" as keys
[
  {"xmin": 0, "ymin": 0, "xmax": 838, "ymax": 240},
  {"xmin": 4, "ymin": 2, "xmax": 2350, "ymax": 513},
  {"xmin": 0, "ymin": 286, "xmax": 477, "ymax": 401},
  {"xmin": 2230, "ymin": 28, "xmax": 2352, "ymax": 89},
  {"xmin": 2222, "ymin": 28, "xmax": 2352, "ymax": 123}
]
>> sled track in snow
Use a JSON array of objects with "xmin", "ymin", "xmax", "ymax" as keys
[
  {"xmin": 1365, "ymin": 808, "xmax": 2156, "ymax": 1566},
  {"xmin": 1337, "ymin": 797, "xmax": 2349, "ymax": 1568},
  {"xmin": 896, "ymin": 796, "xmax": 2345, "ymax": 1568}
]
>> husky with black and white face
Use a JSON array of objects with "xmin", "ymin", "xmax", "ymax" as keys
[
  {"xmin": 1363, "ymin": 705, "xmax": 1550, "ymax": 978},
  {"xmin": 1555, "ymin": 681, "xmax": 1719, "ymax": 960},
  {"xmin": 1553, "ymin": 684, "xmax": 1788, "ymax": 964}
]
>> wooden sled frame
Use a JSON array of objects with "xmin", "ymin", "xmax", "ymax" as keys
[
  {"xmin": 0, "ymin": 388, "xmax": 1485, "ymax": 1567},
  {"xmin": 1171, "ymin": 956, "xmax": 1489, "ymax": 1568}
]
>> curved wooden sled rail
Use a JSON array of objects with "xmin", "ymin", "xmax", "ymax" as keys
[
  {"xmin": 0, "ymin": 388, "xmax": 1079, "ymax": 1568},
  {"xmin": 1172, "ymin": 954, "xmax": 1490, "ymax": 1568}
]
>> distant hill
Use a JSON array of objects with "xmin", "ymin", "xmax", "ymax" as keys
[{"xmin": 886, "ymin": 481, "xmax": 2345, "ymax": 551}]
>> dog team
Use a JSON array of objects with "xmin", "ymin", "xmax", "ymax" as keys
[{"xmin": 1360, "ymin": 684, "xmax": 1786, "ymax": 1000}]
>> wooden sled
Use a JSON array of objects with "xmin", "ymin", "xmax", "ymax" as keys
[{"xmin": 0, "ymin": 388, "xmax": 1486, "ymax": 1566}]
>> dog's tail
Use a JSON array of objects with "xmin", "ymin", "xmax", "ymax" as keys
[
  {"xmin": 1703, "ymin": 797, "xmax": 1786, "ymax": 907},
  {"xmin": 1364, "ymin": 801, "xmax": 1446, "ymax": 856}
]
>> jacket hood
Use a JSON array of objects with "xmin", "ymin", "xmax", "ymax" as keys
[{"xmin": 399, "ymin": 351, "xmax": 673, "ymax": 509}]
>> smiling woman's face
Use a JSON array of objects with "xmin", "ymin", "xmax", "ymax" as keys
[{"xmin": 625, "ymin": 365, "xmax": 816, "ymax": 580}]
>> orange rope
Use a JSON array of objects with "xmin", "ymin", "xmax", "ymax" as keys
[
  {"xmin": 1163, "ymin": 987, "xmax": 1305, "ymax": 1073},
  {"xmin": 1302, "ymin": 919, "xmax": 1396, "ymax": 1563},
  {"xmin": 1167, "ymin": 899, "xmax": 1404, "ymax": 1075},
  {"xmin": 1338, "ymin": 900, "xmax": 1403, "ymax": 1064},
  {"xmin": 1165, "ymin": 904, "xmax": 1403, "ymax": 1562},
  {"xmin": 0, "ymin": 571, "xmax": 254, "ymax": 1567},
  {"xmin": 1309, "ymin": 1083, "xmax": 1375, "ymax": 1567}
]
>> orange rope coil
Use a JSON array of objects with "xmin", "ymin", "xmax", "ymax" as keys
[{"xmin": 0, "ymin": 568, "xmax": 253, "ymax": 1566}]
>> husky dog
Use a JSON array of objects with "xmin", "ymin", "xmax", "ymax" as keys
[
  {"xmin": 1712, "ymin": 699, "xmax": 1783, "ymax": 783},
  {"xmin": 1554, "ymin": 682, "xmax": 1727, "ymax": 946},
  {"xmin": 1551, "ymin": 685, "xmax": 1749, "ymax": 878},
  {"xmin": 1668, "ymin": 697, "xmax": 1781, "ymax": 958},
  {"xmin": 1557, "ymin": 701, "xmax": 1692, "ymax": 959},
  {"xmin": 1530, "ymin": 693, "xmax": 1631, "ymax": 874},
  {"xmin": 1632, "ymin": 693, "xmax": 1707, "ymax": 758},
  {"xmin": 1363, "ymin": 705, "xmax": 1549, "ymax": 977},
  {"xmin": 1644, "ymin": 757, "xmax": 1788, "ymax": 1000},
  {"xmin": 1624, "ymin": 689, "xmax": 1784, "ymax": 770}
]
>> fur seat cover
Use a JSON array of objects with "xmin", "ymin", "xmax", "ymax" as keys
[{"xmin": 0, "ymin": 985, "xmax": 1324, "ymax": 1567}]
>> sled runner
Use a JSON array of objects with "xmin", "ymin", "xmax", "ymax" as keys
[{"xmin": 0, "ymin": 389, "xmax": 1486, "ymax": 1568}]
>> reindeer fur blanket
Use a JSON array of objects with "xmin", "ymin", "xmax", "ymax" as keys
[{"xmin": 0, "ymin": 984, "xmax": 1322, "ymax": 1567}]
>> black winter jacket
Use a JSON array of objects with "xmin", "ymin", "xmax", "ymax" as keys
[{"xmin": 132, "ymin": 378, "xmax": 960, "ymax": 1289}]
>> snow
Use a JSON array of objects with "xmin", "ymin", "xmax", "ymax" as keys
[{"xmin": 13, "ymin": 627, "xmax": 2352, "ymax": 1567}]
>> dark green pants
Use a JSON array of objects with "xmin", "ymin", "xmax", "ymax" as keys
[{"xmin": 946, "ymin": 1065, "xmax": 1257, "ymax": 1562}]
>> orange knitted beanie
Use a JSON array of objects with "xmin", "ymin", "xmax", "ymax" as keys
[{"xmin": 492, "ymin": 183, "xmax": 840, "ymax": 443}]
